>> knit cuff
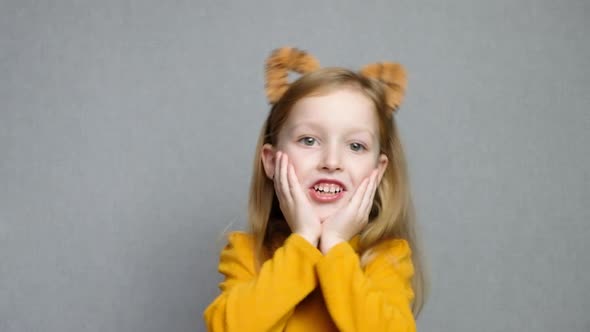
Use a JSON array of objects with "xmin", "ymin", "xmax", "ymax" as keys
[
  {"xmin": 321, "ymin": 240, "xmax": 356, "ymax": 261},
  {"xmin": 287, "ymin": 233, "xmax": 323, "ymax": 263}
]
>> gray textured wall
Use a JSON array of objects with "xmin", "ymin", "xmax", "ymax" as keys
[{"xmin": 1, "ymin": 1, "xmax": 589, "ymax": 331}]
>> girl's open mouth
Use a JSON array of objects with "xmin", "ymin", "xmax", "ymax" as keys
[{"xmin": 308, "ymin": 180, "xmax": 346, "ymax": 203}]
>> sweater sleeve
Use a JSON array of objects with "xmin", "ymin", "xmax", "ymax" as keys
[
  {"xmin": 316, "ymin": 238, "xmax": 416, "ymax": 332},
  {"xmin": 203, "ymin": 232, "xmax": 323, "ymax": 332}
]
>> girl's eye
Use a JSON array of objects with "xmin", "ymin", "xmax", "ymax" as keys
[
  {"xmin": 299, "ymin": 137, "xmax": 316, "ymax": 146},
  {"xmin": 350, "ymin": 142, "xmax": 366, "ymax": 152}
]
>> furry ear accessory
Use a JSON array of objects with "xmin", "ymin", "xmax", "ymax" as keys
[
  {"xmin": 264, "ymin": 47, "xmax": 320, "ymax": 104},
  {"xmin": 264, "ymin": 46, "xmax": 407, "ymax": 113},
  {"xmin": 359, "ymin": 62, "xmax": 407, "ymax": 112}
]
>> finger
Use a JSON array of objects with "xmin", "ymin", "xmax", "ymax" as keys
[
  {"xmin": 357, "ymin": 171, "xmax": 375, "ymax": 213},
  {"xmin": 273, "ymin": 151, "xmax": 281, "ymax": 182},
  {"xmin": 287, "ymin": 163, "xmax": 306, "ymax": 204},
  {"xmin": 359, "ymin": 170, "xmax": 378, "ymax": 218},
  {"xmin": 367, "ymin": 170, "xmax": 380, "ymax": 208},
  {"xmin": 274, "ymin": 152, "xmax": 290, "ymax": 206},
  {"xmin": 280, "ymin": 153, "xmax": 293, "ymax": 205},
  {"xmin": 370, "ymin": 170, "xmax": 379, "ymax": 202},
  {"xmin": 273, "ymin": 151, "xmax": 283, "ymax": 199},
  {"xmin": 348, "ymin": 175, "xmax": 370, "ymax": 211}
]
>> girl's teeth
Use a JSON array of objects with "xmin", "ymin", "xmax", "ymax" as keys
[{"xmin": 313, "ymin": 183, "xmax": 342, "ymax": 193}]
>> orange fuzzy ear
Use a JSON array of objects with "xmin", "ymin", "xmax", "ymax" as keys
[
  {"xmin": 265, "ymin": 47, "xmax": 320, "ymax": 104},
  {"xmin": 360, "ymin": 62, "xmax": 407, "ymax": 113}
]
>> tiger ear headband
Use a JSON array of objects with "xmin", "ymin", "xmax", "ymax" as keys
[{"xmin": 264, "ymin": 47, "xmax": 407, "ymax": 114}]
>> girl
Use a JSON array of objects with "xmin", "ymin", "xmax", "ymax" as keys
[{"xmin": 204, "ymin": 47, "xmax": 428, "ymax": 332}]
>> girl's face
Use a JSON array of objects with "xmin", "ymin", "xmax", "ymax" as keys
[{"xmin": 262, "ymin": 88, "xmax": 388, "ymax": 221}]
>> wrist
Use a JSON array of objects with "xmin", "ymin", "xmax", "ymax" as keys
[
  {"xmin": 295, "ymin": 231, "xmax": 319, "ymax": 247},
  {"xmin": 320, "ymin": 234, "xmax": 345, "ymax": 254}
]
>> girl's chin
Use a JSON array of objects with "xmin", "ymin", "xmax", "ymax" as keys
[{"xmin": 313, "ymin": 205, "xmax": 341, "ymax": 222}]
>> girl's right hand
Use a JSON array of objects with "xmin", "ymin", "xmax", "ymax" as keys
[{"xmin": 273, "ymin": 151, "xmax": 322, "ymax": 246}]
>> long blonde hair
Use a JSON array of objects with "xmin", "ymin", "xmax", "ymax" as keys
[{"xmin": 247, "ymin": 67, "xmax": 429, "ymax": 317}]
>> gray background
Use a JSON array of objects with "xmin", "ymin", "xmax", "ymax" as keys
[{"xmin": 1, "ymin": 0, "xmax": 588, "ymax": 331}]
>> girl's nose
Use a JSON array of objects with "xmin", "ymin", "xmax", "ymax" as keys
[{"xmin": 319, "ymin": 146, "xmax": 343, "ymax": 171}]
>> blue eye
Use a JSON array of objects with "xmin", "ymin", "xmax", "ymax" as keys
[
  {"xmin": 350, "ymin": 142, "xmax": 365, "ymax": 151},
  {"xmin": 299, "ymin": 137, "xmax": 316, "ymax": 146}
]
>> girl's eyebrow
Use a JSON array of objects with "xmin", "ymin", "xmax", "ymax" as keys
[
  {"xmin": 283, "ymin": 123, "xmax": 321, "ymax": 137},
  {"xmin": 287, "ymin": 122, "xmax": 322, "ymax": 132}
]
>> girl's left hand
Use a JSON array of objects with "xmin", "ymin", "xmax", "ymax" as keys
[{"xmin": 319, "ymin": 169, "xmax": 379, "ymax": 254}]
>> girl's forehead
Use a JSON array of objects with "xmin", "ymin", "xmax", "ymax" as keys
[{"xmin": 285, "ymin": 89, "xmax": 379, "ymax": 132}]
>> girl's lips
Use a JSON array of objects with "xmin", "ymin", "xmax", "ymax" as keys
[{"xmin": 308, "ymin": 178, "xmax": 347, "ymax": 203}]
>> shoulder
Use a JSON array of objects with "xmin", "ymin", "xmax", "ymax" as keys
[
  {"xmin": 217, "ymin": 231, "xmax": 256, "ymax": 275},
  {"xmin": 225, "ymin": 231, "xmax": 255, "ymax": 246},
  {"xmin": 220, "ymin": 231, "xmax": 255, "ymax": 256},
  {"xmin": 366, "ymin": 238, "xmax": 414, "ymax": 278},
  {"xmin": 373, "ymin": 238, "xmax": 412, "ymax": 257}
]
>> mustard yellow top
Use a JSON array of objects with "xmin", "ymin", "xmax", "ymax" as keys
[{"xmin": 203, "ymin": 232, "xmax": 415, "ymax": 332}]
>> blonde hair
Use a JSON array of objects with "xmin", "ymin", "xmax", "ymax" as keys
[{"xmin": 247, "ymin": 67, "xmax": 429, "ymax": 317}]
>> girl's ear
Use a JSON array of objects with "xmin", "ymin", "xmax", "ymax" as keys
[
  {"xmin": 261, "ymin": 144, "xmax": 276, "ymax": 180},
  {"xmin": 377, "ymin": 153, "xmax": 389, "ymax": 183}
]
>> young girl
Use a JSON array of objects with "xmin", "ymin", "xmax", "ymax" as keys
[{"xmin": 204, "ymin": 47, "xmax": 428, "ymax": 332}]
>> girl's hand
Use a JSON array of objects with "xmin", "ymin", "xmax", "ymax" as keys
[
  {"xmin": 319, "ymin": 169, "xmax": 379, "ymax": 254},
  {"xmin": 273, "ymin": 151, "xmax": 322, "ymax": 246}
]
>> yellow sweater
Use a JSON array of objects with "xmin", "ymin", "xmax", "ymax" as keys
[{"xmin": 203, "ymin": 232, "xmax": 416, "ymax": 332}]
